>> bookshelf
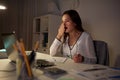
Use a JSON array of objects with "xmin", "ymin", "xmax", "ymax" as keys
[{"xmin": 32, "ymin": 14, "xmax": 61, "ymax": 53}]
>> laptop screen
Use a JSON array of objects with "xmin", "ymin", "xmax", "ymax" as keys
[{"xmin": 1, "ymin": 32, "xmax": 18, "ymax": 62}]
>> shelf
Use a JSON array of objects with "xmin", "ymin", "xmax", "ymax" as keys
[
  {"xmin": 32, "ymin": 14, "xmax": 61, "ymax": 53},
  {"xmin": 42, "ymin": 31, "xmax": 48, "ymax": 33}
]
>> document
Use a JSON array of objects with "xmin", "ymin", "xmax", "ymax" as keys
[
  {"xmin": 70, "ymin": 66, "xmax": 120, "ymax": 80},
  {"xmin": 49, "ymin": 56, "xmax": 67, "ymax": 63}
]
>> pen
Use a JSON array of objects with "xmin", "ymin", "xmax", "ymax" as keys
[
  {"xmin": 63, "ymin": 58, "xmax": 67, "ymax": 63},
  {"xmin": 19, "ymin": 40, "xmax": 33, "ymax": 77},
  {"xmin": 83, "ymin": 68, "xmax": 106, "ymax": 72}
]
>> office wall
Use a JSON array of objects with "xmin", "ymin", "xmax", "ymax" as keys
[
  {"xmin": 58, "ymin": 0, "xmax": 120, "ymax": 67},
  {"xmin": 0, "ymin": 0, "xmax": 18, "ymax": 48},
  {"xmin": 0, "ymin": 0, "xmax": 58, "ymax": 50},
  {"xmin": 0, "ymin": 0, "xmax": 37, "ymax": 50}
]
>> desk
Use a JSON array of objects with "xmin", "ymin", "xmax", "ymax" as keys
[{"xmin": 0, "ymin": 52, "xmax": 120, "ymax": 80}]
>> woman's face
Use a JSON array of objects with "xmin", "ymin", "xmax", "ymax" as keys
[{"xmin": 62, "ymin": 14, "xmax": 76, "ymax": 33}]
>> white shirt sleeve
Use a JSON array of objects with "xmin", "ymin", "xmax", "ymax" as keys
[
  {"xmin": 74, "ymin": 32, "xmax": 97, "ymax": 64},
  {"xmin": 80, "ymin": 32, "xmax": 97, "ymax": 63},
  {"xmin": 50, "ymin": 38, "xmax": 62, "ymax": 56}
]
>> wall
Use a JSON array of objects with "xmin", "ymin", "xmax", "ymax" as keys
[
  {"xmin": 0, "ymin": 0, "xmax": 59, "ymax": 50},
  {"xmin": 0, "ymin": 0, "xmax": 18, "ymax": 48},
  {"xmin": 0, "ymin": 0, "xmax": 38, "ymax": 50},
  {"xmin": 58, "ymin": 0, "xmax": 120, "ymax": 67}
]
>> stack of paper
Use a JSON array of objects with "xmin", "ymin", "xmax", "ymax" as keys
[{"xmin": 70, "ymin": 66, "xmax": 120, "ymax": 80}]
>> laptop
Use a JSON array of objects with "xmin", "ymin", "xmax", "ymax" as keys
[{"xmin": 1, "ymin": 32, "xmax": 18, "ymax": 62}]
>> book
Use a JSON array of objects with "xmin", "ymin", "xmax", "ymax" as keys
[{"xmin": 44, "ymin": 67, "xmax": 67, "ymax": 79}]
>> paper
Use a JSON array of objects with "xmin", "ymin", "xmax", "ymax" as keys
[
  {"xmin": 48, "ymin": 56, "xmax": 67, "ymax": 63},
  {"xmin": 70, "ymin": 67, "xmax": 120, "ymax": 80}
]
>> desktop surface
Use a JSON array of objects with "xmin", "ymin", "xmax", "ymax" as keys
[{"xmin": 0, "ymin": 52, "xmax": 120, "ymax": 80}]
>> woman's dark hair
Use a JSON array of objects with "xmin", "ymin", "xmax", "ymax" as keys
[
  {"xmin": 62, "ymin": 10, "xmax": 84, "ymax": 43},
  {"xmin": 62, "ymin": 10, "xmax": 84, "ymax": 32}
]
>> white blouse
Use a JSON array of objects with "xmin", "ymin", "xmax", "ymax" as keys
[{"xmin": 50, "ymin": 32, "xmax": 97, "ymax": 64}]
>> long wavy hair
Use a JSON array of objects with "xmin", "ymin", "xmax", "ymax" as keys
[{"xmin": 62, "ymin": 10, "xmax": 84, "ymax": 43}]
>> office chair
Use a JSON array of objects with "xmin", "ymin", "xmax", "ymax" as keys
[
  {"xmin": 93, "ymin": 40, "xmax": 109, "ymax": 66},
  {"xmin": 114, "ymin": 54, "xmax": 120, "ymax": 68}
]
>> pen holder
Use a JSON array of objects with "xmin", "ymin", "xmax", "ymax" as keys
[{"xmin": 16, "ymin": 51, "xmax": 37, "ymax": 80}]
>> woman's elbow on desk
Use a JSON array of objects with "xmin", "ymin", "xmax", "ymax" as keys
[
  {"xmin": 50, "ymin": 45, "xmax": 58, "ymax": 56},
  {"xmin": 50, "ymin": 49, "xmax": 56, "ymax": 56},
  {"xmin": 50, "ymin": 53, "xmax": 54, "ymax": 56}
]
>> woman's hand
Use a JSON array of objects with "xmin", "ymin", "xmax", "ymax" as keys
[
  {"xmin": 56, "ymin": 23, "xmax": 66, "ymax": 40},
  {"xmin": 73, "ymin": 54, "xmax": 83, "ymax": 63}
]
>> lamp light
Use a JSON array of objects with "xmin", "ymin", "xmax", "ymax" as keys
[{"xmin": 0, "ymin": 5, "xmax": 7, "ymax": 10}]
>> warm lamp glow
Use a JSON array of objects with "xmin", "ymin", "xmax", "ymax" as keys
[{"xmin": 0, "ymin": 5, "xmax": 7, "ymax": 10}]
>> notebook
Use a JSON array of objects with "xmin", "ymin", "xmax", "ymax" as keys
[{"xmin": 1, "ymin": 32, "xmax": 18, "ymax": 62}]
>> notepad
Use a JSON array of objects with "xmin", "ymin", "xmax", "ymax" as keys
[
  {"xmin": 71, "ymin": 68, "xmax": 120, "ymax": 80},
  {"xmin": 45, "ymin": 67, "xmax": 67, "ymax": 75},
  {"xmin": 45, "ymin": 67, "xmax": 67, "ymax": 79},
  {"xmin": 35, "ymin": 59, "xmax": 55, "ymax": 68}
]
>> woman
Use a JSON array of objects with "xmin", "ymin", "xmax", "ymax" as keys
[{"xmin": 50, "ymin": 10, "xmax": 96, "ymax": 64}]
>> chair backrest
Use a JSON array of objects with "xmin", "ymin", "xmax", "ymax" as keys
[
  {"xmin": 114, "ymin": 54, "xmax": 120, "ymax": 68},
  {"xmin": 93, "ymin": 40, "xmax": 109, "ymax": 66}
]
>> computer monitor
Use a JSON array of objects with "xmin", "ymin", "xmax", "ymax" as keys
[{"xmin": 1, "ymin": 32, "xmax": 18, "ymax": 62}]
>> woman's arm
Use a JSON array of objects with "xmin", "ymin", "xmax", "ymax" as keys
[
  {"xmin": 76, "ymin": 32, "xmax": 96, "ymax": 64},
  {"xmin": 50, "ymin": 23, "xmax": 65, "ymax": 56},
  {"xmin": 50, "ymin": 38, "xmax": 62, "ymax": 56},
  {"xmin": 72, "ymin": 54, "xmax": 96, "ymax": 64},
  {"xmin": 83, "ymin": 34, "xmax": 97, "ymax": 64}
]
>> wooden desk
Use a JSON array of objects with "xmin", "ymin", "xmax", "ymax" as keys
[{"xmin": 0, "ymin": 52, "xmax": 120, "ymax": 80}]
